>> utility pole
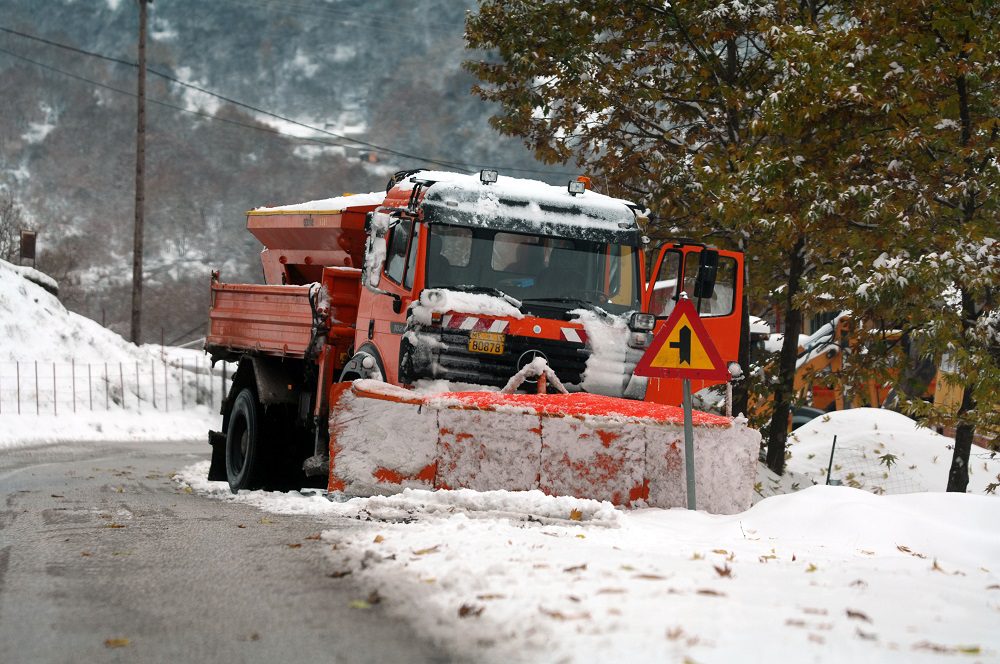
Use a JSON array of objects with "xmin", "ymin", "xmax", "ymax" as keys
[{"xmin": 130, "ymin": 0, "xmax": 152, "ymax": 344}]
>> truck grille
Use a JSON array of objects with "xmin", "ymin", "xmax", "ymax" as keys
[{"xmin": 401, "ymin": 327, "xmax": 589, "ymax": 389}]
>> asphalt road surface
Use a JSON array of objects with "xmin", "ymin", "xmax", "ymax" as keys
[{"xmin": 0, "ymin": 440, "xmax": 453, "ymax": 664}]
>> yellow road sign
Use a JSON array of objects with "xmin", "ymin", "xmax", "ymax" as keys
[{"xmin": 634, "ymin": 297, "xmax": 729, "ymax": 380}]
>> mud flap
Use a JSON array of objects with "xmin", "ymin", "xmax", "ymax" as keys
[
  {"xmin": 208, "ymin": 430, "xmax": 227, "ymax": 481},
  {"xmin": 328, "ymin": 380, "xmax": 761, "ymax": 514}
]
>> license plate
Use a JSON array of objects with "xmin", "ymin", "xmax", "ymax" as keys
[{"xmin": 468, "ymin": 331, "xmax": 505, "ymax": 355}]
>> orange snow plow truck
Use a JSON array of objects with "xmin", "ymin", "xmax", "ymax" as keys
[{"xmin": 205, "ymin": 169, "xmax": 760, "ymax": 513}]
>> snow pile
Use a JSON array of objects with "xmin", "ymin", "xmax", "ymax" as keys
[
  {"xmin": 252, "ymin": 190, "xmax": 386, "ymax": 213},
  {"xmin": 787, "ymin": 408, "xmax": 1000, "ymax": 495},
  {"xmin": 179, "ymin": 464, "xmax": 1000, "ymax": 663},
  {"xmin": 0, "ymin": 258, "xmax": 219, "ymax": 448}
]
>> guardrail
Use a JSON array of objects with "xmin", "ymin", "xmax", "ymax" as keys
[{"xmin": 0, "ymin": 357, "xmax": 233, "ymax": 416}]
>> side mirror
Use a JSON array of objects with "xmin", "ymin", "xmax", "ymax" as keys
[{"xmin": 693, "ymin": 249, "xmax": 719, "ymax": 299}]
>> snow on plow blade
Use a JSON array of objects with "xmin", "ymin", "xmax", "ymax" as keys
[{"xmin": 328, "ymin": 380, "xmax": 760, "ymax": 514}]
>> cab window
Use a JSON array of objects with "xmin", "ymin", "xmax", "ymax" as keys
[
  {"xmin": 683, "ymin": 255, "xmax": 737, "ymax": 316},
  {"xmin": 650, "ymin": 250, "xmax": 681, "ymax": 316},
  {"xmin": 385, "ymin": 218, "xmax": 413, "ymax": 285}
]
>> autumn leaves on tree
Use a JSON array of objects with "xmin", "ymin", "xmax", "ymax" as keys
[{"xmin": 465, "ymin": 0, "xmax": 998, "ymax": 486}]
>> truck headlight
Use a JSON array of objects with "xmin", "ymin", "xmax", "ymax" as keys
[{"xmin": 629, "ymin": 312, "xmax": 655, "ymax": 331}]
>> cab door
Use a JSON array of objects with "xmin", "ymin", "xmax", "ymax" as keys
[
  {"xmin": 643, "ymin": 243, "xmax": 744, "ymax": 406},
  {"xmin": 363, "ymin": 215, "xmax": 424, "ymax": 385}
]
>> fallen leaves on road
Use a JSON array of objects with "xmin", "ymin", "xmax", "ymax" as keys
[
  {"xmin": 569, "ymin": 509, "xmax": 583, "ymax": 521},
  {"xmin": 104, "ymin": 638, "xmax": 129, "ymax": 648},
  {"xmin": 696, "ymin": 588, "xmax": 726, "ymax": 597},
  {"xmin": 287, "ymin": 543, "xmax": 302, "ymax": 549},
  {"xmin": 104, "ymin": 523, "xmax": 126, "ymax": 529}
]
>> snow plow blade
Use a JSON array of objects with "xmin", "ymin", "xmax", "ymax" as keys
[{"xmin": 328, "ymin": 380, "xmax": 760, "ymax": 514}]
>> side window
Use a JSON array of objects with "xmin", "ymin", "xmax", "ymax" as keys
[
  {"xmin": 650, "ymin": 250, "xmax": 681, "ymax": 316},
  {"xmin": 609, "ymin": 246, "xmax": 636, "ymax": 305},
  {"xmin": 385, "ymin": 218, "xmax": 412, "ymax": 285},
  {"xmin": 683, "ymin": 254, "xmax": 736, "ymax": 316},
  {"xmin": 404, "ymin": 224, "xmax": 420, "ymax": 289}
]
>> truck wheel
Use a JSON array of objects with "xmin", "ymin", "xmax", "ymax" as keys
[{"xmin": 226, "ymin": 388, "xmax": 267, "ymax": 493}]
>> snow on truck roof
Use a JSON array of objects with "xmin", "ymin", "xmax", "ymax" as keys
[{"xmin": 409, "ymin": 171, "xmax": 643, "ymax": 244}]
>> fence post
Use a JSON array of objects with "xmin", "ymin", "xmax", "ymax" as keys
[
  {"xmin": 135, "ymin": 361, "xmax": 140, "ymax": 412},
  {"xmin": 151, "ymin": 358, "xmax": 156, "ymax": 410},
  {"xmin": 180, "ymin": 359, "xmax": 185, "ymax": 409},
  {"xmin": 163, "ymin": 356, "xmax": 168, "ymax": 412}
]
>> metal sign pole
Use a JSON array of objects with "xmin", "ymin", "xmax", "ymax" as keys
[{"xmin": 681, "ymin": 378, "xmax": 697, "ymax": 510}]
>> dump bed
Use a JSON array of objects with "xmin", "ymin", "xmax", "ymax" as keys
[{"xmin": 206, "ymin": 267, "xmax": 361, "ymax": 361}]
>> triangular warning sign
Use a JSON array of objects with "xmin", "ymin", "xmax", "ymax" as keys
[{"xmin": 634, "ymin": 297, "xmax": 730, "ymax": 380}]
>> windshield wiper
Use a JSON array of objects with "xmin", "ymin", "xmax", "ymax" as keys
[{"xmin": 439, "ymin": 285, "xmax": 522, "ymax": 309}]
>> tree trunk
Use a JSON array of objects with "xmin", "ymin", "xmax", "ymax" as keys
[
  {"xmin": 766, "ymin": 237, "xmax": 805, "ymax": 474},
  {"xmin": 946, "ymin": 287, "xmax": 978, "ymax": 492}
]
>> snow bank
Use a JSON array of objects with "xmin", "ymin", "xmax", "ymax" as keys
[
  {"xmin": 0, "ymin": 258, "xmax": 223, "ymax": 447},
  {"xmin": 787, "ymin": 408, "xmax": 1000, "ymax": 495},
  {"xmin": 179, "ymin": 466, "xmax": 1000, "ymax": 664}
]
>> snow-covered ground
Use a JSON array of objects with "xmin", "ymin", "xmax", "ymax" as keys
[
  {"xmin": 179, "ymin": 464, "xmax": 1000, "ymax": 663},
  {"xmin": 5, "ymin": 254, "xmax": 1000, "ymax": 662}
]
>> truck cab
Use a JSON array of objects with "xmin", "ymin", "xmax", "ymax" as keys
[{"xmin": 340, "ymin": 170, "xmax": 651, "ymax": 397}]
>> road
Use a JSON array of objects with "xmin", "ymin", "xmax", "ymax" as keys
[{"xmin": 0, "ymin": 440, "xmax": 453, "ymax": 664}]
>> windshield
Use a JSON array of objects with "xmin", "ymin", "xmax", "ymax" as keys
[{"xmin": 425, "ymin": 224, "xmax": 641, "ymax": 314}]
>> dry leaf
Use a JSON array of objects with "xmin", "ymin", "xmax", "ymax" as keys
[
  {"xmin": 237, "ymin": 524, "xmax": 246, "ymax": 529},
  {"xmin": 328, "ymin": 570, "xmax": 352, "ymax": 579},
  {"xmin": 856, "ymin": 628, "xmax": 877, "ymax": 641},
  {"xmin": 597, "ymin": 588, "xmax": 626, "ymax": 594},
  {"xmin": 305, "ymin": 533, "xmax": 322, "ymax": 541},
  {"xmin": 539, "ymin": 607, "xmax": 591, "ymax": 621},
  {"xmin": 182, "ymin": 486, "xmax": 193, "ymax": 494},
  {"xmin": 696, "ymin": 588, "xmax": 726, "ymax": 597},
  {"xmin": 373, "ymin": 535, "xmax": 385, "ymax": 543},
  {"xmin": 349, "ymin": 600, "xmax": 372, "ymax": 610},
  {"xmin": 458, "ymin": 604, "xmax": 485, "ymax": 618},
  {"xmin": 845, "ymin": 609, "xmax": 871, "ymax": 622},
  {"xmin": 104, "ymin": 523, "xmax": 125, "ymax": 529},
  {"xmin": 80, "ymin": 551, "xmax": 92, "ymax": 557},
  {"xmin": 666, "ymin": 626, "xmax": 685, "ymax": 641},
  {"xmin": 785, "ymin": 619, "xmax": 806, "ymax": 628},
  {"xmin": 802, "ymin": 607, "xmax": 828, "ymax": 616},
  {"xmin": 808, "ymin": 634, "xmax": 826, "ymax": 644},
  {"xmin": 476, "ymin": 593, "xmax": 505, "ymax": 600},
  {"xmin": 413, "ymin": 545, "xmax": 440, "ymax": 555},
  {"xmin": 805, "ymin": 563, "xmax": 818, "ymax": 573},
  {"xmin": 712, "ymin": 549, "xmax": 728, "ymax": 555},
  {"xmin": 287, "ymin": 543, "xmax": 302, "ymax": 549},
  {"xmin": 104, "ymin": 638, "xmax": 129, "ymax": 648},
  {"xmin": 714, "ymin": 564, "xmax": 732, "ymax": 578},
  {"xmin": 635, "ymin": 573, "xmax": 668, "ymax": 580},
  {"xmin": 259, "ymin": 517, "xmax": 273, "ymax": 525},
  {"xmin": 569, "ymin": 509, "xmax": 583, "ymax": 521},
  {"xmin": 575, "ymin": 534, "xmax": 585, "ymax": 539},
  {"xmin": 563, "ymin": 563, "xmax": 587, "ymax": 573}
]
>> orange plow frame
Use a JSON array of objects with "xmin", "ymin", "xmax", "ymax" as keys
[{"xmin": 328, "ymin": 381, "xmax": 760, "ymax": 514}]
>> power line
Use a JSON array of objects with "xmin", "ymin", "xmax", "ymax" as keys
[{"xmin": 0, "ymin": 24, "xmax": 575, "ymax": 178}]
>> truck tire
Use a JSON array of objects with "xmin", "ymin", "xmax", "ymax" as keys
[{"xmin": 226, "ymin": 388, "xmax": 267, "ymax": 493}]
